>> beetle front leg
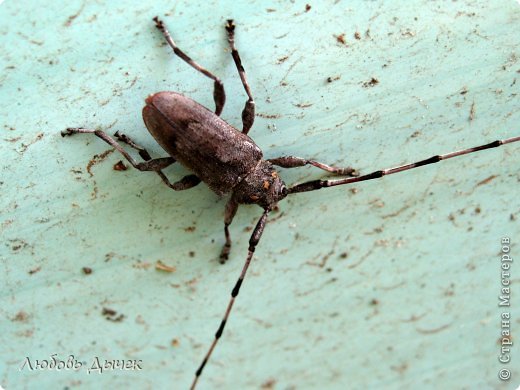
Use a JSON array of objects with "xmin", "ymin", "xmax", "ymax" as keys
[
  {"xmin": 268, "ymin": 156, "xmax": 359, "ymax": 176},
  {"xmin": 153, "ymin": 17, "xmax": 226, "ymax": 116},
  {"xmin": 225, "ymin": 20, "xmax": 255, "ymax": 135},
  {"xmin": 220, "ymin": 198, "xmax": 239, "ymax": 264}
]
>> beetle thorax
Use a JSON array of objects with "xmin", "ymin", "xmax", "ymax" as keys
[{"xmin": 231, "ymin": 160, "xmax": 288, "ymax": 208}]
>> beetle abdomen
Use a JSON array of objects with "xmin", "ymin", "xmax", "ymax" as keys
[{"xmin": 143, "ymin": 92, "xmax": 263, "ymax": 195}]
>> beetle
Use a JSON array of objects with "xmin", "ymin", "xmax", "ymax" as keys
[{"xmin": 62, "ymin": 17, "xmax": 520, "ymax": 389}]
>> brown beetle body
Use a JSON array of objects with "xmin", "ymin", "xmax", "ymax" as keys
[{"xmin": 143, "ymin": 92, "xmax": 265, "ymax": 196}]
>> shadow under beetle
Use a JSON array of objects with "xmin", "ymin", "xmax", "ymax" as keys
[{"xmin": 62, "ymin": 17, "xmax": 520, "ymax": 390}]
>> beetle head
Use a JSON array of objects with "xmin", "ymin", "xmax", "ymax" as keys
[{"xmin": 232, "ymin": 160, "xmax": 288, "ymax": 208}]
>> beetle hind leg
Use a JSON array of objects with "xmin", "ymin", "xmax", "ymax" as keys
[
  {"xmin": 114, "ymin": 131, "xmax": 155, "ymax": 161},
  {"xmin": 153, "ymin": 17, "xmax": 226, "ymax": 116},
  {"xmin": 62, "ymin": 127, "xmax": 201, "ymax": 191},
  {"xmin": 115, "ymin": 131, "xmax": 202, "ymax": 190}
]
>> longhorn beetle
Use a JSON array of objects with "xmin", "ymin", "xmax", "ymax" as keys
[{"xmin": 62, "ymin": 17, "xmax": 519, "ymax": 389}]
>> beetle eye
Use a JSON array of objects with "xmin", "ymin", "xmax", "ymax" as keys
[{"xmin": 281, "ymin": 186, "xmax": 288, "ymax": 196}]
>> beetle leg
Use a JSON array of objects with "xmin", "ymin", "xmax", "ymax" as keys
[
  {"xmin": 114, "ymin": 131, "xmax": 155, "ymax": 161},
  {"xmin": 167, "ymin": 174, "xmax": 202, "ymax": 191},
  {"xmin": 62, "ymin": 127, "xmax": 201, "ymax": 191},
  {"xmin": 220, "ymin": 198, "xmax": 239, "ymax": 264},
  {"xmin": 114, "ymin": 131, "xmax": 200, "ymax": 189},
  {"xmin": 191, "ymin": 208, "xmax": 270, "ymax": 390},
  {"xmin": 225, "ymin": 20, "xmax": 255, "ymax": 135},
  {"xmin": 153, "ymin": 17, "xmax": 226, "ymax": 116},
  {"xmin": 268, "ymin": 156, "xmax": 359, "ymax": 176},
  {"xmin": 62, "ymin": 127, "xmax": 174, "ymax": 170}
]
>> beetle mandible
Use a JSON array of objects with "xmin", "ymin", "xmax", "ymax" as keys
[{"xmin": 62, "ymin": 17, "xmax": 520, "ymax": 389}]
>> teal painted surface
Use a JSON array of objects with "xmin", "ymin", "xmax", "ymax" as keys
[{"xmin": 1, "ymin": 1, "xmax": 519, "ymax": 389}]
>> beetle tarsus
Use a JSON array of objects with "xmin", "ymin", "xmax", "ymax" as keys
[
  {"xmin": 219, "ymin": 247, "xmax": 230, "ymax": 264},
  {"xmin": 225, "ymin": 19, "xmax": 235, "ymax": 33},
  {"xmin": 153, "ymin": 16, "xmax": 164, "ymax": 30},
  {"xmin": 61, "ymin": 128, "xmax": 75, "ymax": 137}
]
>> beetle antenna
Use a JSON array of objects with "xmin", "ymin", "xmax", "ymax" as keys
[
  {"xmin": 288, "ymin": 136, "xmax": 520, "ymax": 194},
  {"xmin": 191, "ymin": 208, "xmax": 270, "ymax": 390}
]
